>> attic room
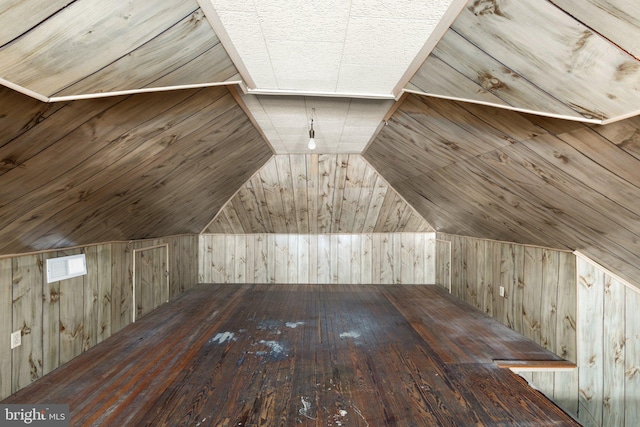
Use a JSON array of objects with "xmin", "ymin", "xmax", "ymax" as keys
[{"xmin": 1, "ymin": 0, "xmax": 639, "ymax": 425}]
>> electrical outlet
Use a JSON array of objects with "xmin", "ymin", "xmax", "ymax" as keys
[
  {"xmin": 10, "ymin": 330, "xmax": 21, "ymax": 349},
  {"xmin": 499, "ymin": 286, "xmax": 505, "ymax": 297}
]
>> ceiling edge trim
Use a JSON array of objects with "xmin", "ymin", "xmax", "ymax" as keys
[
  {"xmin": 402, "ymin": 89, "xmax": 604, "ymax": 124},
  {"xmin": 437, "ymin": 232, "xmax": 574, "ymax": 253},
  {"xmin": 48, "ymin": 81, "xmax": 243, "ymax": 102},
  {"xmin": 245, "ymin": 88, "xmax": 396, "ymax": 100},
  {"xmin": 601, "ymin": 108, "xmax": 640, "ymax": 125},
  {"xmin": 361, "ymin": 93, "xmax": 409, "ymax": 154},
  {"xmin": 0, "ymin": 78, "xmax": 49, "ymax": 102},
  {"xmin": 391, "ymin": 0, "xmax": 469, "ymax": 98},
  {"xmin": 196, "ymin": 0, "xmax": 257, "ymax": 89},
  {"xmin": 227, "ymin": 85, "xmax": 276, "ymax": 153}
]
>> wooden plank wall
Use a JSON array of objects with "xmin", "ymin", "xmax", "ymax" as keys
[
  {"xmin": 566, "ymin": 256, "xmax": 640, "ymax": 427},
  {"xmin": 434, "ymin": 239, "xmax": 451, "ymax": 291},
  {"xmin": 205, "ymin": 154, "xmax": 434, "ymax": 234},
  {"xmin": 199, "ymin": 233, "xmax": 436, "ymax": 285},
  {"xmin": 435, "ymin": 233, "xmax": 579, "ymax": 417},
  {"xmin": 436, "ymin": 233, "xmax": 577, "ymax": 361},
  {"xmin": 438, "ymin": 236, "xmax": 640, "ymax": 427},
  {"xmin": 520, "ymin": 254, "xmax": 640, "ymax": 427},
  {"xmin": 0, "ymin": 234, "xmax": 198, "ymax": 400}
]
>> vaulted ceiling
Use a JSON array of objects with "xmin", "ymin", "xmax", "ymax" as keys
[
  {"xmin": 5, "ymin": 0, "xmax": 640, "ymax": 150},
  {"xmin": 365, "ymin": 94, "xmax": 640, "ymax": 287},
  {"xmin": 2, "ymin": 0, "xmax": 640, "ymax": 287},
  {"xmin": 0, "ymin": 85, "xmax": 271, "ymax": 253}
]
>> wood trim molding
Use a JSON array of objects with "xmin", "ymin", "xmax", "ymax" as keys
[
  {"xmin": 49, "ymin": 82, "xmax": 242, "ymax": 102},
  {"xmin": 435, "ymin": 239, "xmax": 452, "ymax": 293},
  {"xmin": 438, "ymin": 233, "xmax": 575, "ymax": 253},
  {"xmin": 0, "ymin": 78, "xmax": 49, "ymax": 102},
  {"xmin": 227, "ymin": 85, "xmax": 275, "ymax": 153},
  {"xmin": 401, "ymin": 89, "xmax": 603, "ymax": 124},
  {"xmin": 196, "ymin": 0, "xmax": 257, "ymax": 89}
]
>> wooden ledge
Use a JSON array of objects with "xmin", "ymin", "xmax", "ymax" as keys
[{"xmin": 494, "ymin": 360, "xmax": 577, "ymax": 371}]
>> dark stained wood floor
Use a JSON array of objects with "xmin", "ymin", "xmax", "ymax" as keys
[{"xmin": 3, "ymin": 284, "xmax": 579, "ymax": 426}]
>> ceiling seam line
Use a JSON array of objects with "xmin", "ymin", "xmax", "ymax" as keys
[
  {"xmin": 0, "ymin": 0, "xmax": 81, "ymax": 50},
  {"xmin": 334, "ymin": 1, "xmax": 354, "ymax": 93},
  {"xmin": 546, "ymin": 0, "xmax": 640, "ymax": 62}
]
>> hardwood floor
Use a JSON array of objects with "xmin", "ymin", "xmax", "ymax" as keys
[{"xmin": 3, "ymin": 284, "xmax": 579, "ymax": 426}]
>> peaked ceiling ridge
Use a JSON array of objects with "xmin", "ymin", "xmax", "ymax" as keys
[
  {"xmin": 201, "ymin": 0, "xmax": 466, "ymax": 97},
  {"xmin": 203, "ymin": 154, "xmax": 435, "ymax": 234}
]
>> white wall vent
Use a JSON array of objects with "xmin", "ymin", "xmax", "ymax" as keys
[{"xmin": 46, "ymin": 254, "xmax": 87, "ymax": 283}]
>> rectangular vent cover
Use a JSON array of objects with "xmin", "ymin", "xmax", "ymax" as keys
[{"xmin": 46, "ymin": 254, "xmax": 87, "ymax": 283}]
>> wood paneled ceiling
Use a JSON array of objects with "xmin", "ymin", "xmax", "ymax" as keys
[
  {"xmin": 206, "ymin": 154, "xmax": 434, "ymax": 234},
  {"xmin": 409, "ymin": 0, "xmax": 640, "ymax": 123},
  {"xmin": 7, "ymin": 1, "xmax": 640, "ymax": 151},
  {"xmin": 364, "ymin": 93, "xmax": 640, "ymax": 289},
  {"xmin": 0, "ymin": 85, "xmax": 271, "ymax": 254},
  {"xmin": 0, "ymin": 0, "xmax": 239, "ymax": 100},
  {"xmin": 2, "ymin": 0, "xmax": 640, "ymax": 287},
  {"xmin": 20, "ymin": 0, "xmax": 640, "ymax": 121}
]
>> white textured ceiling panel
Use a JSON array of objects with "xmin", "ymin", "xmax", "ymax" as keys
[
  {"xmin": 242, "ymin": 94, "xmax": 394, "ymax": 153},
  {"xmin": 210, "ymin": 0, "xmax": 457, "ymax": 96},
  {"xmin": 212, "ymin": 10, "xmax": 278, "ymax": 88},
  {"xmin": 208, "ymin": 0, "xmax": 461, "ymax": 153}
]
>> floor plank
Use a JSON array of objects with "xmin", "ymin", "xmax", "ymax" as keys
[{"xmin": 3, "ymin": 284, "xmax": 579, "ymax": 426}]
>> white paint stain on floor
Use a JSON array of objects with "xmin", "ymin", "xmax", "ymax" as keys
[
  {"xmin": 339, "ymin": 331, "xmax": 361, "ymax": 339},
  {"xmin": 286, "ymin": 321, "xmax": 304, "ymax": 329},
  {"xmin": 259, "ymin": 340, "xmax": 284, "ymax": 355},
  {"xmin": 330, "ymin": 408, "xmax": 348, "ymax": 426},
  {"xmin": 210, "ymin": 332, "xmax": 235, "ymax": 344}
]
